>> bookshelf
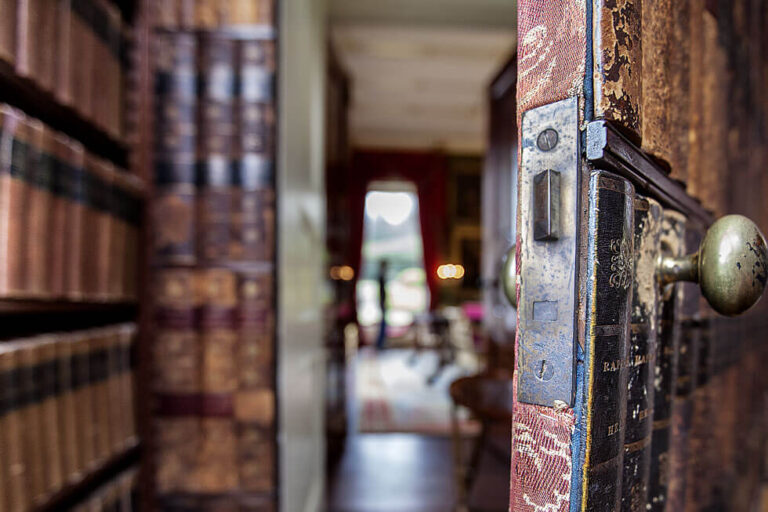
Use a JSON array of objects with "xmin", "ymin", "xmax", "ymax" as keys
[{"xmin": 0, "ymin": 0, "xmax": 148, "ymax": 510}]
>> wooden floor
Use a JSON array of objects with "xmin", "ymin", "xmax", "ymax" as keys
[
  {"xmin": 326, "ymin": 432, "xmax": 510, "ymax": 512},
  {"xmin": 326, "ymin": 434, "xmax": 458, "ymax": 512}
]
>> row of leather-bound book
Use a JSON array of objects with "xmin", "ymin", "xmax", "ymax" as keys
[
  {"xmin": 152, "ymin": 32, "xmax": 275, "ymax": 266},
  {"xmin": 152, "ymin": 267, "xmax": 276, "ymax": 508},
  {"xmin": 0, "ymin": 0, "xmax": 126, "ymax": 139},
  {"xmin": 0, "ymin": 323, "xmax": 137, "ymax": 511},
  {"xmin": 71, "ymin": 468, "xmax": 138, "ymax": 512},
  {"xmin": 154, "ymin": 0, "xmax": 275, "ymax": 29},
  {"xmin": 0, "ymin": 104, "xmax": 143, "ymax": 302}
]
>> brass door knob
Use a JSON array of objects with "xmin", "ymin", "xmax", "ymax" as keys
[
  {"xmin": 501, "ymin": 245, "xmax": 517, "ymax": 309},
  {"xmin": 658, "ymin": 214, "xmax": 768, "ymax": 316}
]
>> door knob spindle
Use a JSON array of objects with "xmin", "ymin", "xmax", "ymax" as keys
[{"xmin": 657, "ymin": 214, "xmax": 768, "ymax": 316}]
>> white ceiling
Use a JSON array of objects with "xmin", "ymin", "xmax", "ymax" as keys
[{"xmin": 329, "ymin": 1, "xmax": 516, "ymax": 154}]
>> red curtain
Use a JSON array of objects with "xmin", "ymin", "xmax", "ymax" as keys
[{"xmin": 348, "ymin": 150, "xmax": 447, "ymax": 316}]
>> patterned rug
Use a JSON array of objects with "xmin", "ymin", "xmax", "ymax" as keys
[{"xmin": 353, "ymin": 347, "xmax": 480, "ymax": 435}]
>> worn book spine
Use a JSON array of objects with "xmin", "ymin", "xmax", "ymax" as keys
[
  {"xmin": 646, "ymin": 211, "xmax": 685, "ymax": 511},
  {"xmin": 121, "ymin": 175, "xmax": 143, "ymax": 301},
  {"xmin": 48, "ymin": 133, "xmax": 72, "ymax": 298},
  {"xmin": 80, "ymin": 153, "xmax": 100, "ymax": 299},
  {"xmin": 106, "ymin": 327, "xmax": 124, "ymax": 452},
  {"xmin": 90, "ymin": 329, "xmax": 112, "ymax": 466},
  {"xmin": 15, "ymin": 0, "xmax": 32, "ymax": 79},
  {"xmin": 580, "ymin": 171, "xmax": 635, "ymax": 511},
  {"xmin": 63, "ymin": 140, "xmax": 86, "ymax": 299},
  {"xmin": 234, "ymin": 39, "xmax": 275, "ymax": 263},
  {"xmin": 153, "ymin": 32, "xmax": 197, "ymax": 265},
  {"xmin": 19, "ymin": 340, "xmax": 46, "ymax": 505},
  {"xmin": 118, "ymin": 323, "xmax": 137, "ymax": 446},
  {"xmin": 27, "ymin": 125, "xmax": 56, "ymax": 297},
  {"xmin": 93, "ymin": 159, "xmax": 115, "ymax": 300},
  {"xmin": 39, "ymin": 337, "xmax": 63, "ymax": 496},
  {"xmin": 153, "ymin": 268, "xmax": 201, "ymax": 503},
  {"xmin": 105, "ymin": 1, "xmax": 123, "ymax": 139},
  {"xmin": 0, "ymin": 0, "xmax": 15, "ymax": 64},
  {"xmin": 72, "ymin": 331, "xmax": 97, "ymax": 472},
  {"xmin": 620, "ymin": 197, "xmax": 661, "ymax": 512},
  {"xmin": 198, "ymin": 268, "xmax": 239, "ymax": 493},
  {"xmin": 0, "ymin": 108, "xmax": 31, "ymax": 297},
  {"xmin": 198, "ymin": 35, "xmax": 236, "ymax": 263},
  {"xmin": 236, "ymin": 269, "xmax": 275, "ymax": 494},
  {"xmin": 70, "ymin": 0, "xmax": 95, "ymax": 119},
  {"xmin": 89, "ymin": 0, "xmax": 109, "ymax": 133},
  {"xmin": 22, "ymin": 118, "xmax": 45, "ymax": 297},
  {"xmin": 0, "ymin": 347, "xmax": 27, "ymax": 511},
  {"xmin": 57, "ymin": 333, "xmax": 80, "ymax": 484},
  {"xmin": 32, "ymin": 0, "xmax": 57, "ymax": 92},
  {"xmin": 55, "ymin": 0, "xmax": 74, "ymax": 105},
  {"xmin": 664, "ymin": 226, "xmax": 703, "ymax": 511},
  {"xmin": 108, "ymin": 173, "xmax": 128, "ymax": 301}
]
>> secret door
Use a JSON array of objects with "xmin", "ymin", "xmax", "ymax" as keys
[{"xmin": 509, "ymin": 2, "xmax": 768, "ymax": 511}]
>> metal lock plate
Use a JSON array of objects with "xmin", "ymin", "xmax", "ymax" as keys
[{"xmin": 517, "ymin": 97, "xmax": 580, "ymax": 407}]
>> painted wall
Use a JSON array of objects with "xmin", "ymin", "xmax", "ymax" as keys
[{"xmin": 277, "ymin": 0, "xmax": 328, "ymax": 511}]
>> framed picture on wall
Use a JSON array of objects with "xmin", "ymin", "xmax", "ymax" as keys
[
  {"xmin": 450, "ymin": 226, "xmax": 482, "ymax": 294},
  {"xmin": 448, "ymin": 156, "xmax": 482, "ymax": 225}
]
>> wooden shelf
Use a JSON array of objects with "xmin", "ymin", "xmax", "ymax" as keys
[
  {"xmin": 0, "ymin": 61, "xmax": 129, "ymax": 168},
  {"xmin": 0, "ymin": 299, "xmax": 138, "ymax": 315},
  {"xmin": 35, "ymin": 442, "xmax": 141, "ymax": 512}
]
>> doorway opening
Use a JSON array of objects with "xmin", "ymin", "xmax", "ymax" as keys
[{"xmin": 357, "ymin": 182, "xmax": 429, "ymax": 342}]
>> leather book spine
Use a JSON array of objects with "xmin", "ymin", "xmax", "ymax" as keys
[
  {"xmin": 15, "ymin": 0, "xmax": 32, "ymax": 79},
  {"xmin": 236, "ymin": 269, "xmax": 275, "ymax": 494},
  {"xmin": 70, "ymin": 0, "xmax": 95, "ymax": 119},
  {"xmin": 153, "ymin": 268, "xmax": 201, "ymax": 499},
  {"xmin": 665, "ymin": 227, "xmax": 703, "ymax": 511},
  {"xmin": 32, "ymin": 0, "xmax": 57, "ymax": 92},
  {"xmin": 108, "ymin": 172, "xmax": 127, "ymax": 301},
  {"xmin": 92, "ymin": 0, "xmax": 111, "ymax": 133},
  {"xmin": 581, "ymin": 171, "xmax": 634, "ymax": 511},
  {"xmin": 620, "ymin": 197, "xmax": 661, "ymax": 511},
  {"xmin": 646, "ymin": 211, "xmax": 685, "ymax": 511},
  {"xmin": 80, "ymin": 153, "xmax": 99, "ymax": 299},
  {"xmin": 18, "ymin": 339, "xmax": 46, "ymax": 505},
  {"xmin": 93, "ymin": 159, "xmax": 115, "ymax": 300},
  {"xmin": 198, "ymin": 35, "xmax": 236, "ymax": 263},
  {"xmin": 0, "ymin": 106, "xmax": 17, "ymax": 296},
  {"xmin": 121, "ymin": 175, "xmax": 143, "ymax": 300},
  {"xmin": 106, "ymin": 326, "xmax": 124, "ymax": 452},
  {"xmin": 0, "ymin": 109, "xmax": 31, "ymax": 297},
  {"xmin": 56, "ymin": 333, "xmax": 80, "ymax": 484},
  {"xmin": 24, "ymin": 120, "xmax": 52, "ymax": 298},
  {"xmin": 39, "ymin": 337, "xmax": 63, "ymax": 496},
  {"xmin": 194, "ymin": 0, "xmax": 222, "ymax": 29},
  {"xmin": 153, "ymin": 32, "xmax": 197, "ymax": 265},
  {"xmin": 72, "ymin": 331, "xmax": 96, "ymax": 472},
  {"xmin": 105, "ymin": 2, "xmax": 122, "ymax": 139},
  {"xmin": 228, "ymin": 0, "xmax": 260, "ymax": 25},
  {"xmin": 55, "ymin": 0, "xmax": 73, "ymax": 105},
  {"xmin": 0, "ymin": 0, "xmax": 15, "ymax": 64},
  {"xmin": 118, "ymin": 323, "xmax": 137, "ymax": 447},
  {"xmin": 198, "ymin": 268, "xmax": 239, "ymax": 494},
  {"xmin": 0, "ymin": 347, "xmax": 28, "ymax": 511},
  {"xmin": 48, "ymin": 133, "xmax": 71, "ymax": 298},
  {"xmin": 90, "ymin": 329, "xmax": 111, "ymax": 466},
  {"xmin": 63, "ymin": 140, "xmax": 86, "ymax": 300},
  {"xmin": 234, "ymin": 39, "xmax": 275, "ymax": 263}
]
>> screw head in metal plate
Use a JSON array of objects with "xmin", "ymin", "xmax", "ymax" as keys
[{"xmin": 537, "ymin": 128, "xmax": 559, "ymax": 151}]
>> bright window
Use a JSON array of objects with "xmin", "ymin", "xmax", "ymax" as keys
[{"xmin": 357, "ymin": 185, "xmax": 428, "ymax": 328}]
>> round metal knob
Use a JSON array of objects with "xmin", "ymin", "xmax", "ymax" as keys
[
  {"xmin": 658, "ymin": 214, "xmax": 768, "ymax": 316},
  {"xmin": 501, "ymin": 245, "xmax": 517, "ymax": 309}
]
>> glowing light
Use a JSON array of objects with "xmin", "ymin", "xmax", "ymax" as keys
[
  {"xmin": 330, "ymin": 265, "xmax": 355, "ymax": 281},
  {"xmin": 365, "ymin": 191, "xmax": 414, "ymax": 226},
  {"xmin": 437, "ymin": 264, "xmax": 465, "ymax": 280}
]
